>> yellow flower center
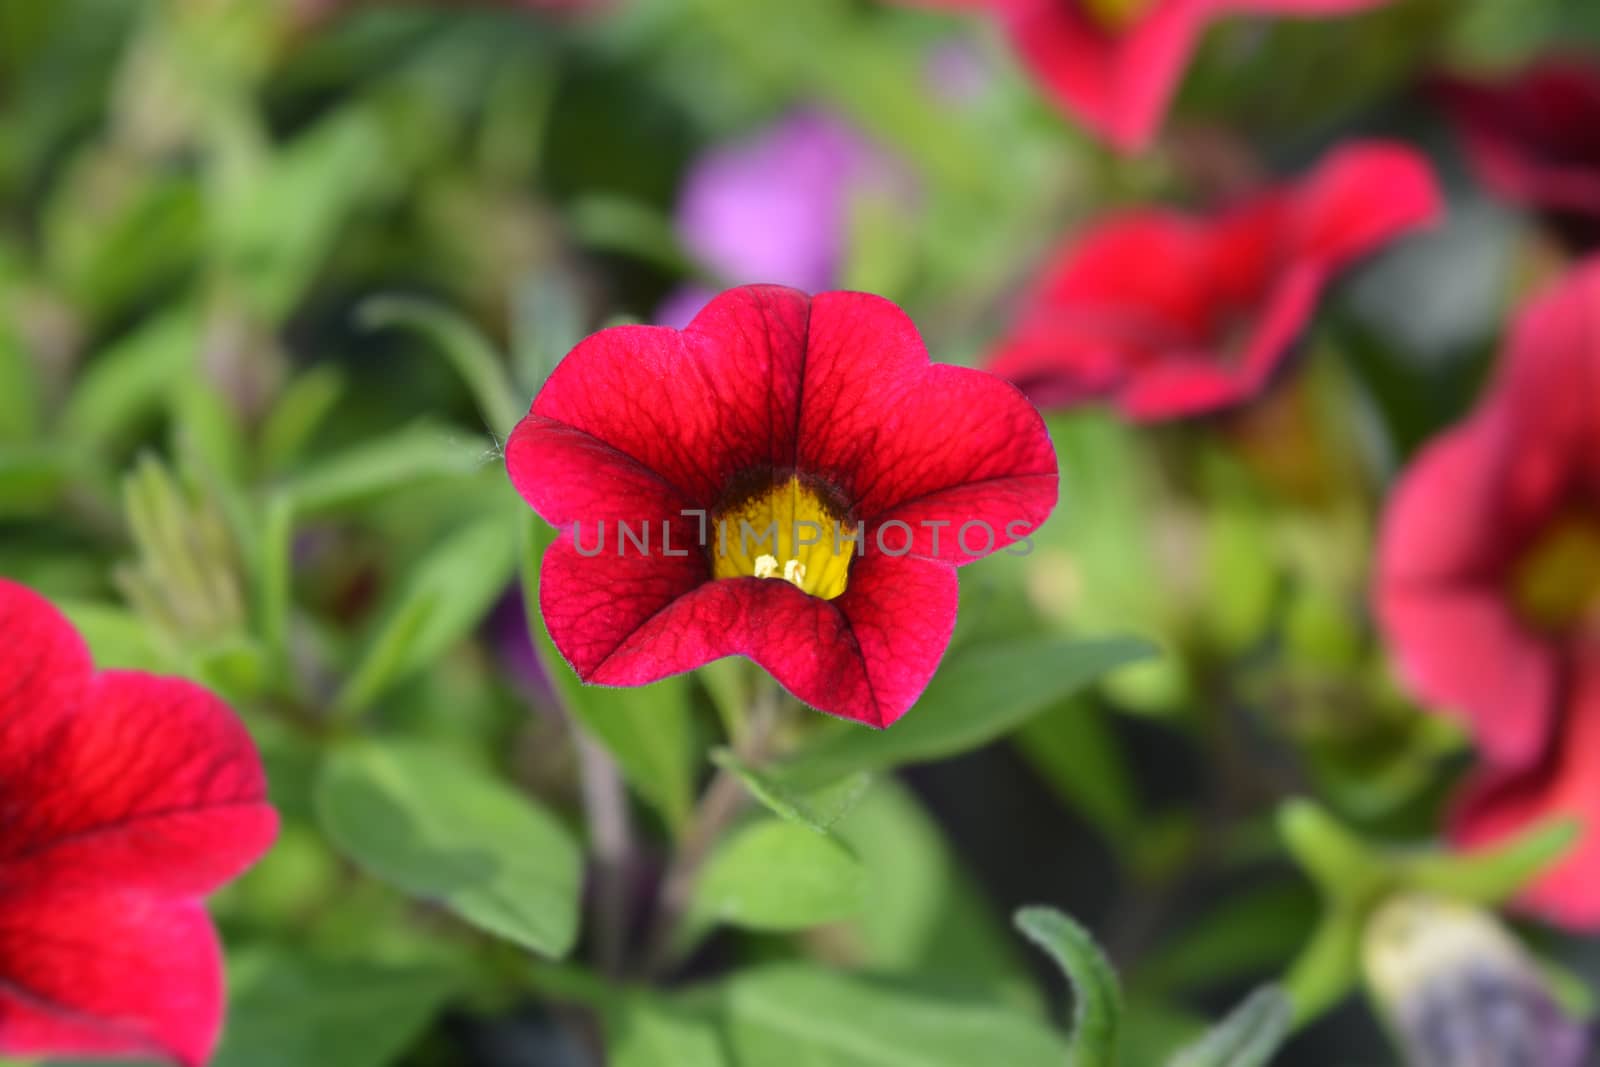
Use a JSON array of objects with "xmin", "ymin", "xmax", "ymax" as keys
[
  {"xmin": 1079, "ymin": 0, "xmax": 1154, "ymax": 32},
  {"xmin": 712, "ymin": 476, "xmax": 854, "ymax": 600},
  {"xmin": 1510, "ymin": 515, "xmax": 1600, "ymax": 635}
]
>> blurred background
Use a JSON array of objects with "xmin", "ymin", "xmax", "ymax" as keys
[{"xmin": 5, "ymin": 0, "xmax": 1600, "ymax": 1064}]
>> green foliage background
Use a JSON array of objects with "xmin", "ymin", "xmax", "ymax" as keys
[{"xmin": 3, "ymin": 0, "xmax": 1600, "ymax": 1064}]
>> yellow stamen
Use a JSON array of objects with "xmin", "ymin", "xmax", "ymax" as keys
[
  {"xmin": 1511, "ymin": 516, "xmax": 1600, "ymax": 634},
  {"xmin": 1080, "ymin": 0, "xmax": 1154, "ymax": 33},
  {"xmin": 712, "ymin": 476, "xmax": 853, "ymax": 600}
]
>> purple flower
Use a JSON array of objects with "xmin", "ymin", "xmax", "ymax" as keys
[
  {"xmin": 487, "ymin": 588, "xmax": 552, "ymax": 703},
  {"xmin": 658, "ymin": 110, "xmax": 909, "ymax": 327}
]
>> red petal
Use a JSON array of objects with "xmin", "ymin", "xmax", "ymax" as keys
[
  {"xmin": 1375, "ymin": 412, "xmax": 1561, "ymax": 767},
  {"xmin": 0, "ymin": 890, "xmax": 222, "ymax": 1067},
  {"xmin": 1380, "ymin": 583, "xmax": 1560, "ymax": 769},
  {"xmin": 1290, "ymin": 140, "xmax": 1443, "ymax": 266},
  {"xmin": 1025, "ymin": 213, "xmax": 1217, "ymax": 335},
  {"xmin": 1484, "ymin": 259, "xmax": 1600, "ymax": 495},
  {"xmin": 542, "ymin": 539, "xmax": 957, "ymax": 728},
  {"xmin": 0, "ymin": 581, "xmax": 276, "ymax": 896},
  {"xmin": 1431, "ymin": 60, "xmax": 1600, "ymax": 218},
  {"xmin": 1001, "ymin": 0, "xmax": 1209, "ymax": 152},
  {"xmin": 797, "ymin": 292, "xmax": 1058, "ymax": 563},
  {"xmin": 1115, "ymin": 357, "xmax": 1258, "ymax": 421},
  {"xmin": 1453, "ymin": 654, "xmax": 1600, "ymax": 929},
  {"xmin": 0, "ymin": 578, "xmax": 94, "ymax": 748},
  {"xmin": 987, "ymin": 213, "xmax": 1219, "ymax": 412},
  {"xmin": 1, "ymin": 670, "xmax": 278, "ymax": 896},
  {"xmin": 538, "ymin": 522, "xmax": 709, "ymax": 682},
  {"xmin": 507, "ymin": 415, "xmax": 696, "ymax": 526},
  {"xmin": 526, "ymin": 286, "xmax": 810, "ymax": 507}
]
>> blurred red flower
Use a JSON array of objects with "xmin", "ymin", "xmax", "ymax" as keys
[
  {"xmin": 986, "ymin": 141, "xmax": 1441, "ymax": 421},
  {"xmin": 892, "ymin": 0, "xmax": 1393, "ymax": 152},
  {"xmin": 1432, "ymin": 56, "xmax": 1600, "ymax": 248},
  {"xmin": 1376, "ymin": 261, "xmax": 1600, "ymax": 929},
  {"xmin": 0, "ymin": 579, "xmax": 277, "ymax": 1066},
  {"xmin": 506, "ymin": 285, "xmax": 1058, "ymax": 728}
]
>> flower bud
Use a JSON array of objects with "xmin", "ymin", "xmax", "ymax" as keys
[
  {"xmin": 116, "ymin": 455, "xmax": 246, "ymax": 644},
  {"xmin": 1363, "ymin": 893, "xmax": 1587, "ymax": 1067}
]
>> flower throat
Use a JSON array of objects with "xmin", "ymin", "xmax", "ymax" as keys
[
  {"xmin": 711, "ymin": 475, "xmax": 854, "ymax": 600},
  {"xmin": 1511, "ymin": 514, "xmax": 1600, "ymax": 636}
]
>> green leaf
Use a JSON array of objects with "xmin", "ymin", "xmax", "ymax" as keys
[
  {"xmin": 1014, "ymin": 697, "xmax": 1138, "ymax": 843},
  {"xmin": 0, "ymin": 325, "xmax": 39, "ymax": 442},
  {"xmin": 1135, "ymin": 882, "xmax": 1316, "ymax": 995},
  {"xmin": 316, "ymin": 740, "xmax": 582, "ymax": 957},
  {"xmin": 334, "ymin": 514, "xmax": 519, "ymax": 716},
  {"xmin": 1276, "ymin": 799, "xmax": 1386, "ymax": 899},
  {"xmin": 55, "ymin": 600, "xmax": 170, "ymax": 672},
  {"xmin": 1015, "ymin": 906, "xmax": 1123, "ymax": 1067},
  {"xmin": 63, "ymin": 307, "xmax": 200, "ymax": 450},
  {"xmin": 259, "ymin": 365, "xmax": 346, "ymax": 474},
  {"xmin": 776, "ymin": 636, "xmax": 1154, "ymax": 788},
  {"xmin": 711, "ymin": 746, "xmax": 869, "ymax": 843},
  {"xmin": 567, "ymin": 194, "xmax": 692, "ymax": 274},
  {"xmin": 724, "ymin": 964, "xmax": 1069, "ymax": 1067},
  {"xmin": 1401, "ymin": 816, "xmax": 1580, "ymax": 906},
  {"xmin": 46, "ymin": 165, "xmax": 201, "ymax": 319},
  {"xmin": 257, "ymin": 492, "xmax": 294, "ymax": 669},
  {"xmin": 0, "ymin": 444, "xmax": 74, "ymax": 516},
  {"xmin": 216, "ymin": 109, "xmax": 398, "ymax": 319},
  {"xmin": 835, "ymin": 781, "xmax": 1041, "ymax": 1013},
  {"xmin": 691, "ymin": 818, "xmax": 862, "ymax": 933},
  {"xmin": 280, "ymin": 423, "xmax": 492, "ymax": 517},
  {"xmin": 210, "ymin": 951, "xmax": 459, "ymax": 1067},
  {"xmin": 604, "ymin": 992, "xmax": 729, "ymax": 1067},
  {"xmin": 509, "ymin": 265, "xmax": 586, "ymax": 396},
  {"xmin": 1282, "ymin": 901, "xmax": 1364, "ymax": 1025},
  {"xmin": 1167, "ymin": 987, "xmax": 1292, "ymax": 1067},
  {"xmin": 358, "ymin": 295, "xmax": 521, "ymax": 434}
]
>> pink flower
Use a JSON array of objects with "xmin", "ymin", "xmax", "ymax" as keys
[{"xmin": 507, "ymin": 285, "xmax": 1058, "ymax": 727}]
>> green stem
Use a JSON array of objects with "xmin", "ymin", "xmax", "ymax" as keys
[{"xmin": 641, "ymin": 683, "xmax": 785, "ymax": 977}]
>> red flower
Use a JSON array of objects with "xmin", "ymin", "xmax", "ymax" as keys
[
  {"xmin": 0, "ymin": 579, "xmax": 278, "ymax": 1066},
  {"xmin": 1432, "ymin": 56, "xmax": 1600, "ymax": 248},
  {"xmin": 1375, "ymin": 260, "xmax": 1600, "ymax": 928},
  {"xmin": 892, "ymin": 0, "xmax": 1394, "ymax": 152},
  {"xmin": 986, "ymin": 141, "xmax": 1442, "ymax": 421},
  {"xmin": 506, "ymin": 285, "xmax": 1058, "ymax": 728}
]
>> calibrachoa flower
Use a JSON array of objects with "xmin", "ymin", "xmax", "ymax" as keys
[
  {"xmin": 508, "ymin": 285, "xmax": 1058, "ymax": 728},
  {"xmin": 987, "ymin": 140, "xmax": 1442, "ymax": 420},
  {"xmin": 1376, "ymin": 260, "xmax": 1600, "ymax": 928},
  {"xmin": 890, "ymin": 0, "xmax": 1394, "ymax": 152},
  {"xmin": 1431, "ymin": 56, "xmax": 1600, "ymax": 248},
  {"xmin": 0, "ymin": 579, "xmax": 277, "ymax": 1066},
  {"xmin": 658, "ymin": 111, "xmax": 909, "ymax": 328}
]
